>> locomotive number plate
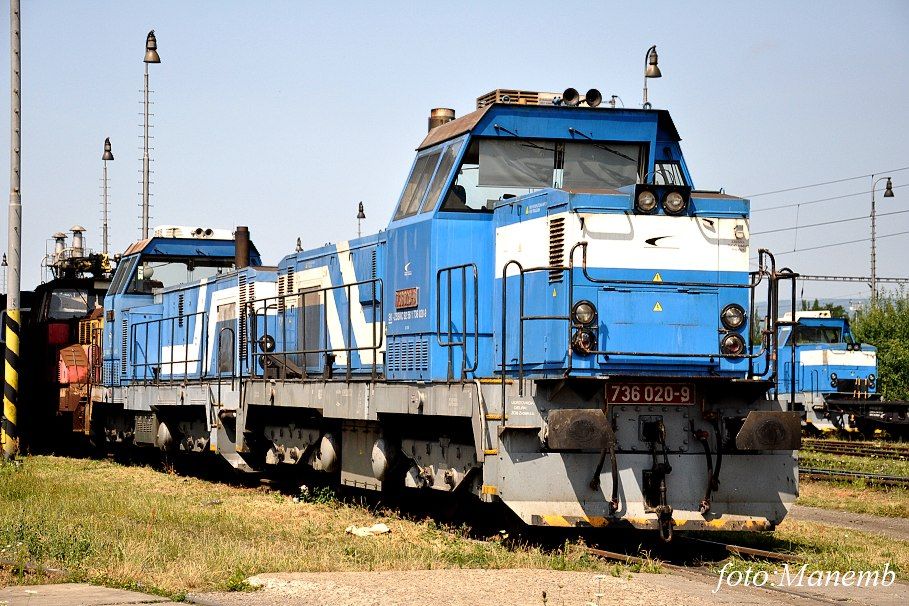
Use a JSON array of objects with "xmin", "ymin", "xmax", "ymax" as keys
[
  {"xmin": 395, "ymin": 287, "xmax": 419, "ymax": 309},
  {"xmin": 606, "ymin": 383, "xmax": 694, "ymax": 405}
]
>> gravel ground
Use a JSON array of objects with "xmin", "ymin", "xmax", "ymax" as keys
[
  {"xmin": 192, "ymin": 569, "xmax": 693, "ymax": 606},
  {"xmin": 789, "ymin": 505, "xmax": 909, "ymax": 540},
  {"xmin": 189, "ymin": 568, "xmax": 909, "ymax": 606}
]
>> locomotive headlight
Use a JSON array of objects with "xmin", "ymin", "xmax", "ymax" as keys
[
  {"xmin": 258, "ymin": 334, "xmax": 276, "ymax": 353},
  {"xmin": 720, "ymin": 333, "xmax": 746, "ymax": 357},
  {"xmin": 572, "ymin": 300, "xmax": 597, "ymax": 326},
  {"xmin": 830, "ymin": 372, "xmax": 838, "ymax": 388},
  {"xmin": 720, "ymin": 304, "xmax": 746, "ymax": 331},
  {"xmin": 662, "ymin": 191, "xmax": 688, "ymax": 215},
  {"xmin": 636, "ymin": 190, "xmax": 658, "ymax": 213},
  {"xmin": 868, "ymin": 373, "xmax": 876, "ymax": 386},
  {"xmin": 571, "ymin": 329, "xmax": 597, "ymax": 355}
]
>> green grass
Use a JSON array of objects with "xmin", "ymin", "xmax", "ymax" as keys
[
  {"xmin": 799, "ymin": 450, "xmax": 909, "ymax": 477},
  {"xmin": 702, "ymin": 519, "xmax": 909, "ymax": 580},
  {"xmin": 0, "ymin": 456, "xmax": 612, "ymax": 597},
  {"xmin": 797, "ymin": 478, "xmax": 909, "ymax": 518}
]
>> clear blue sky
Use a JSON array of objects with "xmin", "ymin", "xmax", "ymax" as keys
[{"xmin": 1, "ymin": 0, "xmax": 907, "ymax": 303}]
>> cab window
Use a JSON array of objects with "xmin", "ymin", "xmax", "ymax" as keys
[
  {"xmin": 393, "ymin": 151, "xmax": 441, "ymax": 220},
  {"xmin": 653, "ymin": 161, "xmax": 686, "ymax": 186},
  {"xmin": 442, "ymin": 138, "xmax": 644, "ymax": 212},
  {"xmin": 126, "ymin": 259, "xmax": 233, "ymax": 294},
  {"xmin": 420, "ymin": 140, "xmax": 464, "ymax": 213}
]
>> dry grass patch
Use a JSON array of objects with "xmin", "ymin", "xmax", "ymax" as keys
[
  {"xmin": 0, "ymin": 456, "xmax": 610, "ymax": 597},
  {"xmin": 701, "ymin": 517, "xmax": 909, "ymax": 580},
  {"xmin": 797, "ymin": 478, "xmax": 909, "ymax": 518}
]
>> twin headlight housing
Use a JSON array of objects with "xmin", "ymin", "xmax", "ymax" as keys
[
  {"xmin": 634, "ymin": 185, "xmax": 691, "ymax": 216},
  {"xmin": 720, "ymin": 304, "xmax": 747, "ymax": 358},
  {"xmin": 571, "ymin": 300, "xmax": 598, "ymax": 355}
]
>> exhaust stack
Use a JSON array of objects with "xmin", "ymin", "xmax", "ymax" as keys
[
  {"xmin": 428, "ymin": 108, "xmax": 455, "ymax": 132},
  {"xmin": 235, "ymin": 226, "xmax": 250, "ymax": 269}
]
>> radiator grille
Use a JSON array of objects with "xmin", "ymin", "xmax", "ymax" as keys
[
  {"xmin": 549, "ymin": 216, "xmax": 565, "ymax": 283},
  {"xmin": 386, "ymin": 338, "xmax": 429, "ymax": 373},
  {"xmin": 238, "ymin": 275, "xmax": 248, "ymax": 357},
  {"xmin": 120, "ymin": 319, "xmax": 128, "ymax": 376},
  {"xmin": 177, "ymin": 293, "xmax": 185, "ymax": 327}
]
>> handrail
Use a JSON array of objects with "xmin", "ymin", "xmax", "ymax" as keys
[
  {"xmin": 129, "ymin": 310, "xmax": 209, "ymax": 384},
  {"xmin": 247, "ymin": 277, "xmax": 384, "ymax": 382},
  {"xmin": 436, "ymin": 263, "xmax": 479, "ymax": 381},
  {"xmin": 216, "ymin": 326, "xmax": 237, "ymax": 408},
  {"xmin": 498, "ymin": 244, "xmax": 788, "ymax": 427}
]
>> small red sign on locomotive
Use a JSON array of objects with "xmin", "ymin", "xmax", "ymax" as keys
[
  {"xmin": 606, "ymin": 382, "xmax": 695, "ymax": 405},
  {"xmin": 395, "ymin": 287, "xmax": 419, "ymax": 309}
]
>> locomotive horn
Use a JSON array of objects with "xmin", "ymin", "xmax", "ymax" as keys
[
  {"xmin": 562, "ymin": 87, "xmax": 580, "ymax": 107},
  {"xmin": 585, "ymin": 88, "xmax": 602, "ymax": 107}
]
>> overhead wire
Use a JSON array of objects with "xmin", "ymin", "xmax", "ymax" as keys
[
  {"xmin": 751, "ymin": 184, "xmax": 908, "ymax": 213},
  {"xmin": 746, "ymin": 165, "xmax": 909, "ymax": 198},
  {"xmin": 752, "ymin": 209, "xmax": 909, "ymax": 235},
  {"xmin": 749, "ymin": 230, "xmax": 909, "ymax": 259}
]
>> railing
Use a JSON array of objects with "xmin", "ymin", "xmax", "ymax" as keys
[
  {"xmin": 129, "ymin": 311, "xmax": 209, "ymax": 383},
  {"xmin": 436, "ymin": 263, "xmax": 479, "ymax": 381},
  {"xmin": 499, "ymin": 244, "xmax": 796, "ymax": 421},
  {"xmin": 248, "ymin": 277, "xmax": 384, "ymax": 381}
]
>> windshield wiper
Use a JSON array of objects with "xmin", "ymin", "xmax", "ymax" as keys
[{"xmin": 567, "ymin": 127, "xmax": 637, "ymax": 163}]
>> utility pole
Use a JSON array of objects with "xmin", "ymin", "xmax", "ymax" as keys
[
  {"xmin": 870, "ymin": 176, "xmax": 895, "ymax": 306},
  {"xmin": 141, "ymin": 30, "xmax": 160, "ymax": 239},
  {"xmin": 3, "ymin": 0, "xmax": 21, "ymax": 460},
  {"xmin": 102, "ymin": 138, "xmax": 114, "ymax": 255}
]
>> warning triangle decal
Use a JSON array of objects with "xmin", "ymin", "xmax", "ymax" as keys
[
  {"xmin": 653, "ymin": 272, "xmax": 663, "ymax": 282},
  {"xmin": 653, "ymin": 302, "xmax": 663, "ymax": 312}
]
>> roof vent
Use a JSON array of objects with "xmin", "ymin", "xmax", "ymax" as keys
[{"xmin": 428, "ymin": 108, "xmax": 456, "ymax": 132}]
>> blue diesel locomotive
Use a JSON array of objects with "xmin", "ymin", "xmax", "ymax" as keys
[{"xmin": 94, "ymin": 89, "xmax": 801, "ymax": 539}]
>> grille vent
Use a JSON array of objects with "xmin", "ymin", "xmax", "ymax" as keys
[
  {"xmin": 548, "ymin": 216, "xmax": 565, "ymax": 283},
  {"xmin": 177, "ymin": 293, "xmax": 185, "ymax": 327},
  {"xmin": 238, "ymin": 275, "xmax": 248, "ymax": 357},
  {"xmin": 120, "ymin": 319, "xmax": 128, "ymax": 376},
  {"xmin": 386, "ymin": 338, "xmax": 429, "ymax": 373}
]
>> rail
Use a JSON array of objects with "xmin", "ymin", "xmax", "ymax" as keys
[
  {"xmin": 436, "ymin": 263, "xmax": 479, "ymax": 381},
  {"xmin": 800, "ymin": 467, "xmax": 909, "ymax": 488},
  {"xmin": 129, "ymin": 310, "xmax": 209, "ymax": 383},
  {"xmin": 802, "ymin": 438, "xmax": 909, "ymax": 460},
  {"xmin": 248, "ymin": 277, "xmax": 384, "ymax": 381}
]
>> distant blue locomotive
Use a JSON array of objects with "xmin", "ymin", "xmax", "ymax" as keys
[
  {"xmin": 95, "ymin": 88, "xmax": 801, "ymax": 539},
  {"xmin": 775, "ymin": 311, "xmax": 906, "ymax": 437}
]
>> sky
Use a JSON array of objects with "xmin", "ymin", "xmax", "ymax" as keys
[{"xmin": 0, "ymin": 0, "xmax": 906, "ymax": 303}]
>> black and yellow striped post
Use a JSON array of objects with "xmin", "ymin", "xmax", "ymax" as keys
[
  {"xmin": 2, "ymin": 309, "xmax": 19, "ymax": 459},
  {"xmin": 4, "ymin": 0, "xmax": 22, "ymax": 460}
]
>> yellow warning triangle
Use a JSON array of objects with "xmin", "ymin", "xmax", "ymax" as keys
[
  {"xmin": 653, "ymin": 301, "xmax": 663, "ymax": 312},
  {"xmin": 653, "ymin": 272, "xmax": 663, "ymax": 282}
]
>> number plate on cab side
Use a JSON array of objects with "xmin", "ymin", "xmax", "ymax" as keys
[{"xmin": 606, "ymin": 383, "xmax": 695, "ymax": 405}]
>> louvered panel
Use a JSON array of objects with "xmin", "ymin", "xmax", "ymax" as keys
[
  {"xmin": 548, "ymin": 216, "xmax": 565, "ymax": 283},
  {"xmin": 120, "ymin": 319, "xmax": 128, "ymax": 377},
  {"xmin": 238, "ymin": 274, "xmax": 248, "ymax": 357}
]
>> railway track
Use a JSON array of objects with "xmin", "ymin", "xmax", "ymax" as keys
[
  {"xmin": 802, "ymin": 438, "xmax": 909, "ymax": 460},
  {"xmin": 580, "ymin": 542, "xmax": 849, "ymax": 605},
  {"xmin": 799, "ymin": 467, "xmax": 909, "ymax": 487}
]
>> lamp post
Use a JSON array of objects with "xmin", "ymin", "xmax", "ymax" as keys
[
  {"xmin": 141, "ymin": 30, "xmax": 160, "ymax": 240},
  {"xmin": 870, "ymin": 176, "xmax": 895, "ymax": 306},
  {"xmin": 357, "ymin": 201, "xmax": 365, "ymax": 238},
  {"xmin": 642, "ymin": 45, "xmax": 661, "ymax": 109},
  {"xmin": 102, "ymin": 138, "xmax": 114, "ymax": 256}
]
